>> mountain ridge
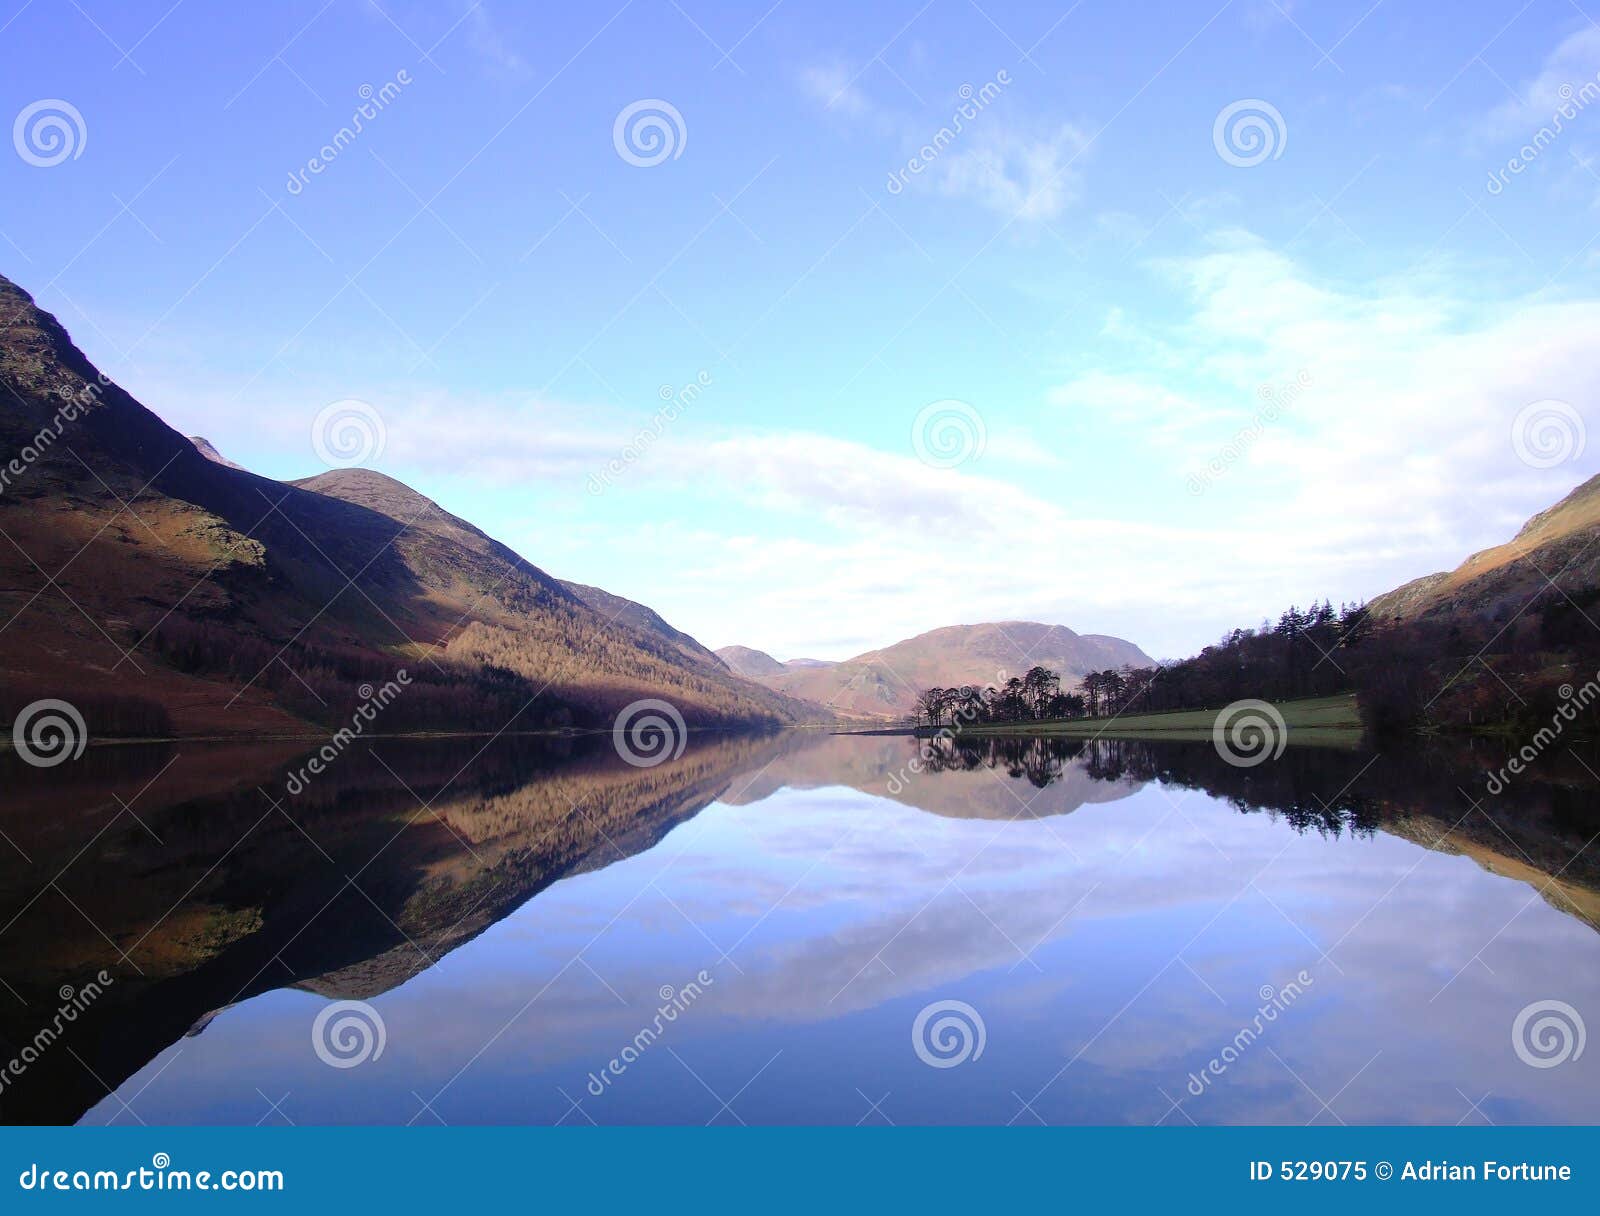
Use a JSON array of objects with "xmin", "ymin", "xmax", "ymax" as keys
[
  {"xmin": 721, "ymin": 620, "xmax": 1154, "ymax": 719},
  {"xmin": 1369, "ymin": 472, "xmax": 1600, "ymax": 624},
  {"xmin": 0, "ymin": 272, "xmax": 823, "ymax": 735}
]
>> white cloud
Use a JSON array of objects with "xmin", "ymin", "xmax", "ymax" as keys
[
  {"xmin": 120, "ymin": 230, "xmax": 1600, "ymax": 661},
  {"xmin": 932, "ymin": 121, "xmax": 1089, "ymax": 222},
  {"xmin": 1481, "ymin": 27, "xmax": 1600, "ymax": 141},
  {"xmin": 799, "ymin": 61, "xmax": 1087, "ymax": 223},
  {"xmin": 798, "ymin": 60, "xmax": 872, "ymax": 117}
]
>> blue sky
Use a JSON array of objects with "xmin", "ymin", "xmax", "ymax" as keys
[{"xmin": 4, "ymin": 0, "xmax": 1600, "ymax": 659}]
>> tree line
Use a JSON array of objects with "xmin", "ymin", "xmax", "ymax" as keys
[{"xmin": 913, "ymin": 601, "xmax": 1374, "ymax": 730}]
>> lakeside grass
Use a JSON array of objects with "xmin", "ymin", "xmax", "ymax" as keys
[{"xmin": 957, "ymin": 693, "xmax": 1366, "ymax": 748}]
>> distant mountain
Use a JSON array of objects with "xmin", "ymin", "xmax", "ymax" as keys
[
  {"xmin": 0, "ymin": 272, "xmax": 822, "ymax": 736},
  {"xmin": 189, "ymin": 435, "xmax": 244, "ymax": 470},
  {"xmin": 289, "ymin": 466, "xmax": 726, "ymax": 676},
  {"xmin": 785, "ymin": 657, "xmax": 836, "ymax": 669},
  {"xmin": 1371, "ymin": 472, "xmax": 1600, "ymax": 625},
  {"xmin": 737, "ymin": 621, "xmax": 1153, "ymax": 719},
  {"xmin": 715, "ymin": 645, "xmax": 787, "ymax": 678}
]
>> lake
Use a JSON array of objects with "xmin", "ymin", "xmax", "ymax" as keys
[{"xmin": 1, "ymin": 729, "xmax": 1597, "ymax": 1125}]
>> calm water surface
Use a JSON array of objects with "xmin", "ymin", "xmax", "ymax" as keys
[{"xmin": 2, "ymin": 730, "xmax": 1597, "ymax": 1125}]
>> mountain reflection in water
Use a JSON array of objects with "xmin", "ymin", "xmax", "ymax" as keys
[{"xmin": 1, "ymin": 729, "xmax": 1597, "ymax": 1125}]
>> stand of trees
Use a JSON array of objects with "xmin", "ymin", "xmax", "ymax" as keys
[
  {"xmin": 912, "ymin": 587, "xmax": 1600, "ymax": 739},
  {"xmin": 914, "ymin": 601, "xmax": 1373, "ymax": 730}
]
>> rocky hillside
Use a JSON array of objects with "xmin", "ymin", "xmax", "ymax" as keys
[{"xmin": 0, "ymin": 272, "xmax": 824, "ymax": 736}]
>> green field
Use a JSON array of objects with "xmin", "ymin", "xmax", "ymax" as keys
[{"xmin": 958, "ymin": 693, "xmax": 1365, "ymax": 748}]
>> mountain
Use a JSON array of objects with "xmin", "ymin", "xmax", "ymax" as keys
[
  {"xmin": 734, "ymin": 621, "xmax": 1153, "ymax": 719},
  {"xmin": 1370, "ymin": 472, "xmax": 1600, "ymax": 625},
  {"xmin": 1357, "ymin": 472, "xmax": 1600, "ymax": 733},
  {"xmin": 559, "ymin": 579, "xmax": 722, "ymax": 669},
  {"xmin": 0, "ymin": 272, "xmax": 822, "ymax": 736},
  {"xmin": 715, "ymin": 644, "xmax": 788, "ymax": 678},
  {"xmin": 188, "ymin": 435, "xmax": 244, "ymax": 470},
  {"xmin": 0, "ymin": 731, "xmax": 804, "ymax": 1123}
]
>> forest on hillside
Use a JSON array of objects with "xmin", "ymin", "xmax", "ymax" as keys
[{"xmin": 913, "ymin": 595, "xmax": 1600, "ymax": 738}]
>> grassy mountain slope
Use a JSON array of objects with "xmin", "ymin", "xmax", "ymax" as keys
[
  {"xmin": 1370, "ymin": 472, "xmax": 1600, "ymax": 625},
  {"xmin": 0, "ymin": 272, "xmax": 821, "ymax": 736}
]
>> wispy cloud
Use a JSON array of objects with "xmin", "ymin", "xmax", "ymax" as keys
[
  {"xmin": 1480, "ymin": 26, "xmax": 1600, "ymax": 141},
  {"xmin": 932, "ymin": 121, "xmax": 1089, "ymax": 221}
]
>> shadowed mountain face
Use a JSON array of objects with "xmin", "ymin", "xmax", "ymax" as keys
[
  {"xmin": 728, "ymin": 622, "xmax": 1154, "ymax": 718},
  {"xmin": 0, "ymin": 274, "xmax": 821, "ymax": 736},
  {"xmin": 4, "ymin": 727, "xmax": 1597, "ymax": 1125}
]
